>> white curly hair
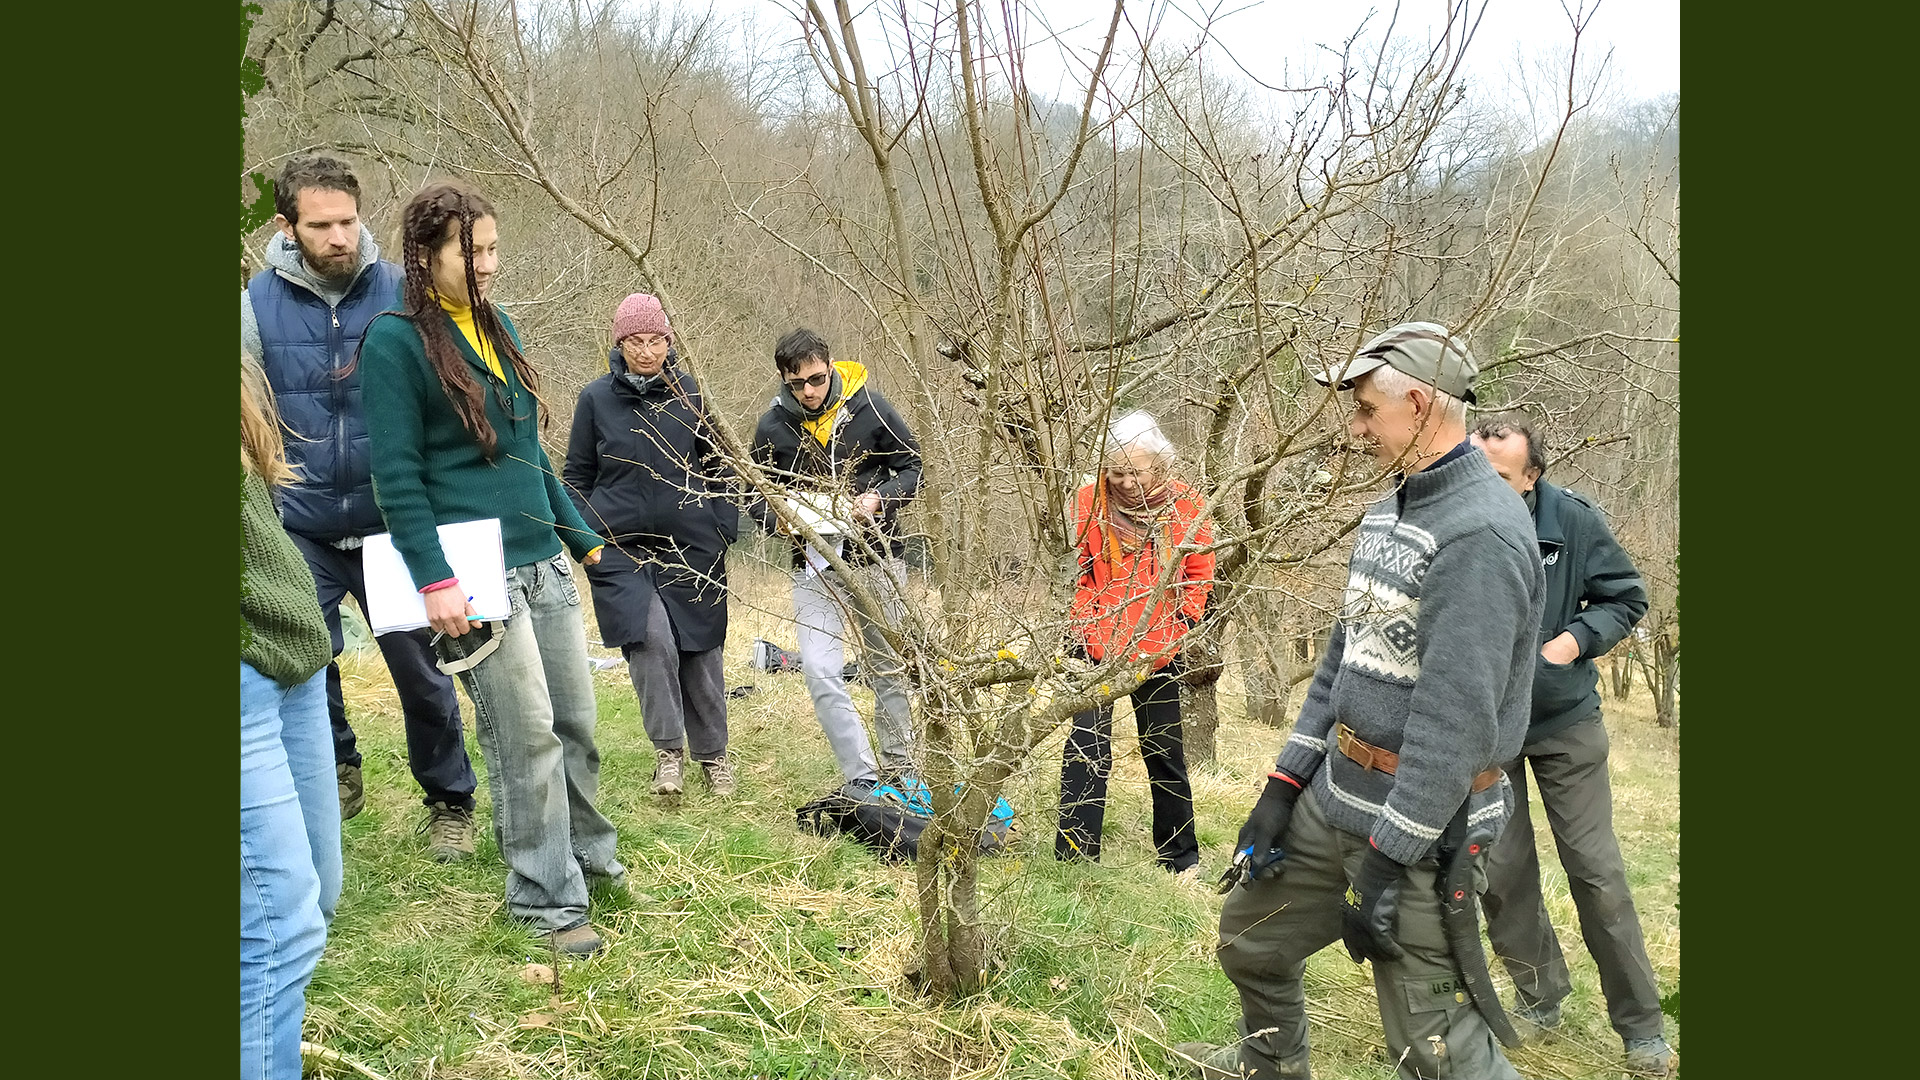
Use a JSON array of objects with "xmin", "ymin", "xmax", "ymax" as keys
[{"xmin": 1098, "ymin": 409, "xmax": 1177, "ymax": 471}]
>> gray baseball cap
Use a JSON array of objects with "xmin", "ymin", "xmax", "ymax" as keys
[{"xmin": 1312, "ymin": 322, "xmax": 1479, "ymax": 403}]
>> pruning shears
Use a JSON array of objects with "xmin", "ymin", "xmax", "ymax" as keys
[{"xmin": 1216, "ymin": 844, "xmax": 1287, "ymax": 894}]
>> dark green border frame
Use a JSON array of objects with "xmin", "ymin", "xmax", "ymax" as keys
[
  {"xmin": 13, "ymin": 1, "xmax": 233, "ymax": 1072},
  {"xmin": 23, "ymin": 1, "xmax": 1867, "ymax": 1073}
]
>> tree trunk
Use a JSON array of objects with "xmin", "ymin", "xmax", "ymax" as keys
[
  {"xmin": 1629, "ymin": 613, "xmax": 1680, "ymax": 730},
  {"xmin": 1177, "ymin": 629, "xmax": 1226, "ymax": 766},
  {"xmin": 911, "ymin": 696, "xmax": 1022, "ymax": 998},
  {"xmin": 1651, "ymin": 632, "xmax": 1679, "ymax": 728},
  {"xmin": 914, "ymin": 702, "xmax": 964, "ymax": 996},
  {"xmin": 1608, "ymin": 652, "xmax": 1635, "ymax": 699},
  {"xmin": 1242, "ymin": 628, "xmax": 1294, "ymax": 729},
  {"xmin": 1184, "ymin": 681, "xmax": 1219, "ymax": 767},
  {"xmin": 913, "ymin": 812, "xmax": 984, "ymax": 997}
]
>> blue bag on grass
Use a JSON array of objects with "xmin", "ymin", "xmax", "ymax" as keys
[{"xmin": 797, "ymin": 777, "xmax": 1017, "ymax": 862}]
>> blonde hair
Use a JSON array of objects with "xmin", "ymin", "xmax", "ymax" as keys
[{"xmin": 242, "ymin": 352, "xmax": 297, "ymax": 486}]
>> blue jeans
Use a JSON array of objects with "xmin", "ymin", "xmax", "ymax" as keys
[
  {"xmin": 453, "ymin": 556, "xmax": 625, "ymax": 930},
  {"xmin": 241, "ymin": 662, "xmax": 341, "ymax": 1080}
]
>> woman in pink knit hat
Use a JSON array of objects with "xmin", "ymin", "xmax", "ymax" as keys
[{"xmin": 563, "ymin": 293, "xmax": 741, "ymax": 799}]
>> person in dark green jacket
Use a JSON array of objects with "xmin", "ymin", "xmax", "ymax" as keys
[
  {"xmin": 241, "ymin": 352, "xmax": 338, "ymax": 1080},
  {"xmin": 1473, "ymin": 414, "xmax": 1673, "ymax": 1076},
  {"xmin": 360, "ymin": 178, "xmax": 623, "ymax": 957}
]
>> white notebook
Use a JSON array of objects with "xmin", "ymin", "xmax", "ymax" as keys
[{"xmin": 362, "ymin": 519, "xmax": 511, "ymax": 634}]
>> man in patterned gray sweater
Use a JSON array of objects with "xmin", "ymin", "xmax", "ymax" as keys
[{"xmin": 1176, "ymin": 323, "xmax": 1546, "ymax": 1080}]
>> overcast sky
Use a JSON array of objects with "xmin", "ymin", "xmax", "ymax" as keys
[{"xmin": 699, "ymin": 0, "xmax": 1678, "ymax": 112}]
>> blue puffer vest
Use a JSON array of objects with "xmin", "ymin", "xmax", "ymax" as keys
[{"xmin": 248, "ymin": 260, "xmax": 404, "ymax": 541}]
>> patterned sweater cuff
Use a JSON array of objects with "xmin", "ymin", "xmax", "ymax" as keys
[
  {"xmin": 1274, "ymin": 733, "xmax": 1326, "ymax": 782},
  {"xmin": 1369, "ymin": 803, "xmax": 1447, "ymax": 865}
]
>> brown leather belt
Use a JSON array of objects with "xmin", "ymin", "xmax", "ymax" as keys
[{"xmin": 1335, "ymin": 723, "xmax": 1503, "ymax": 793}]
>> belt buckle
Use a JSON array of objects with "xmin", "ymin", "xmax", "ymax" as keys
[{"xmin": 1338, "ymin": 724, "xmax": 1374, "ymax": 772}]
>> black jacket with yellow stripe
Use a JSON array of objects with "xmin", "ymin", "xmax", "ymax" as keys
[{"xmin": 749, "ymin": 361, "xmax": 922, "ymax": 569}]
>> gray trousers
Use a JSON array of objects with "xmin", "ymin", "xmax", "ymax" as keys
[
  {"xmin": 621, "ymin": 590, "xmax": 728, "ymax": 760},
  {"xmin": 791, "ymin": 561, "xmax": 914, "ymax": 784},
  {"xmin": 1482, "ymin": 712, "xmax": 1666, "ymax": 1041},
  {"xmin": 455, "ymin": 556, "xmax": 625, "ymax": 931},
  {"xmin": 1216, "ymin": 785, "xmax": 1520, "ymax": 1080}
]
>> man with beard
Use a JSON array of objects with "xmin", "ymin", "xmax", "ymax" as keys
[
  {"xmin": 749, "ymin": 328, "xmax": 922, "ymax": 797},
  {"xmin": 242, "ymin": 155, "xmax": 479, "ymax": 859}
]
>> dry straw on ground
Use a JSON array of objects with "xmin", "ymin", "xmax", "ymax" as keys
[{"xmin": 308, "ymin": 565, "xmax": 1678, "ymax": 1079}]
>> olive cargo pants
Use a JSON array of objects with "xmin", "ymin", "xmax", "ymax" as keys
[
  {"xmin": 1216, "ymin": 786, "xmax": 1521, "ymax": 1080},
  {"xmin": 1481, "ymin": 712, "xmax": 1666, "ymax": 1041}
]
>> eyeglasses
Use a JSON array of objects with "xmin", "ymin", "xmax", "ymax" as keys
[
  {"xmin": 783, "ymin": 371, "xmax": 831, "ymax": 394},
  {"xmin": 623, "ymin": 335, "xmax": 669, "ymax": 351}
]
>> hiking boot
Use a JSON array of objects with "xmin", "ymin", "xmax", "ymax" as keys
[
  {"xmin": 337, "ymin": 763, "xmax": 365, "ymax": 821},
  {"xmin": 1169, "ymin": 1042, "xmax": 1250, "ymax": 1078},
  {"xmin": 541, "ymin": 922, "xmax": 606, "ymax": 957},
  {"xmin": 651, "ymin": 747, "xmax": 685, "ymax": 796},
  {"xmin": 424, "ymin": 801, "xmax": 476, "ymax": 862},
  {"xmin": 1511, "ymin": 997, "xmax": 1563, "ymax": 1040},
  {"xmin": 698, "ymin": 755, "xmax": 737, "ymax": 797},
  {"xmin": 1624, "ymin": 1035, "xmax": 1675, "ymax": 1076},
  {"xmin": 837, "ymin": 777, "xmax": 877, "ymax": 801}
]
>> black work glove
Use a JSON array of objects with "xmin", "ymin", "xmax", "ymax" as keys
[
  {"xmin": 1231, "ymin": 771, "xmax": 1305, "ymax": 886},
  {"xmin": 1342, "ymin": 843, "xmax": 1408, "ymax": 963}
]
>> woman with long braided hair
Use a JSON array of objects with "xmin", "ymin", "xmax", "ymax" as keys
[
  {"xmin": 1055, "ymin": 410, "xmax": 1214, "ymax": 877},
  {"xmin": 360, "ymin": 178, "xmax": 625, "ymax": 955}
]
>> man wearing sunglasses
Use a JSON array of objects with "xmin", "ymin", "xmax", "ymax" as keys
[{"xmin": 749, "ymin": 328, "xmax": 923, "ymax": 798}]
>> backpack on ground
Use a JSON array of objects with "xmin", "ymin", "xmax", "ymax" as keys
[
  {"xmin": 750, "ymin": 638, "xmax": 803, "ymax": 673},
  {"xmin": 749, "ymin": 638, "xmax": 867, "ymax": 682},
  {"xmin": 795, "ymin": 776, "xmax": 1017, "ymax": 863}
]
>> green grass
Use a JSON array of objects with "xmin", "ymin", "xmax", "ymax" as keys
[{"xmin": 308, "ymin": 566, "xmax": 1679, "ymax": 1079}]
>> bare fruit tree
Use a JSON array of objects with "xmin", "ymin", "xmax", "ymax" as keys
[{"xmin": 243, "ymin": 0, "xmax": 1681, "ymax": 998}]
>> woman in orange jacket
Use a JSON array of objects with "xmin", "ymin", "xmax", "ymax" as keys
[{"xmin": 1056, "ymin": 410, "xmax": 1214, "ymax": 874}]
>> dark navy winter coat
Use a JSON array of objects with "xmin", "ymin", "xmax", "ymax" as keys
[{"xmin": 562, "ymin": 349, "xmax": 738, "ymax": 652}]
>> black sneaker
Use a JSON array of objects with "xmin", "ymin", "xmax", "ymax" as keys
[
  {"xmin": 1169, "ymin": 1042, "xmax": 1246, "ymax": 1078},
  {"xmin": 1511, "ymin": 997, "xmax": 1563, "ymax": 1040},
  {"xmin": 1624, "ymin": 1035, "xmax": 1675, "ymax": 1076}
]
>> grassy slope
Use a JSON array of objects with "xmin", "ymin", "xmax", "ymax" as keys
[{"xmin": 308, "ymin": 558, "xmax": 1679, "ymax": 1079}]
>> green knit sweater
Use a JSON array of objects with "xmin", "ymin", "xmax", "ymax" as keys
[
  {"xmin": 361, "ymin": 307, "xmax": 606, "ymax": 589},
  {"xmin": 242, "ymin": 462, "xmax": 331, "ymax": 687}
]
